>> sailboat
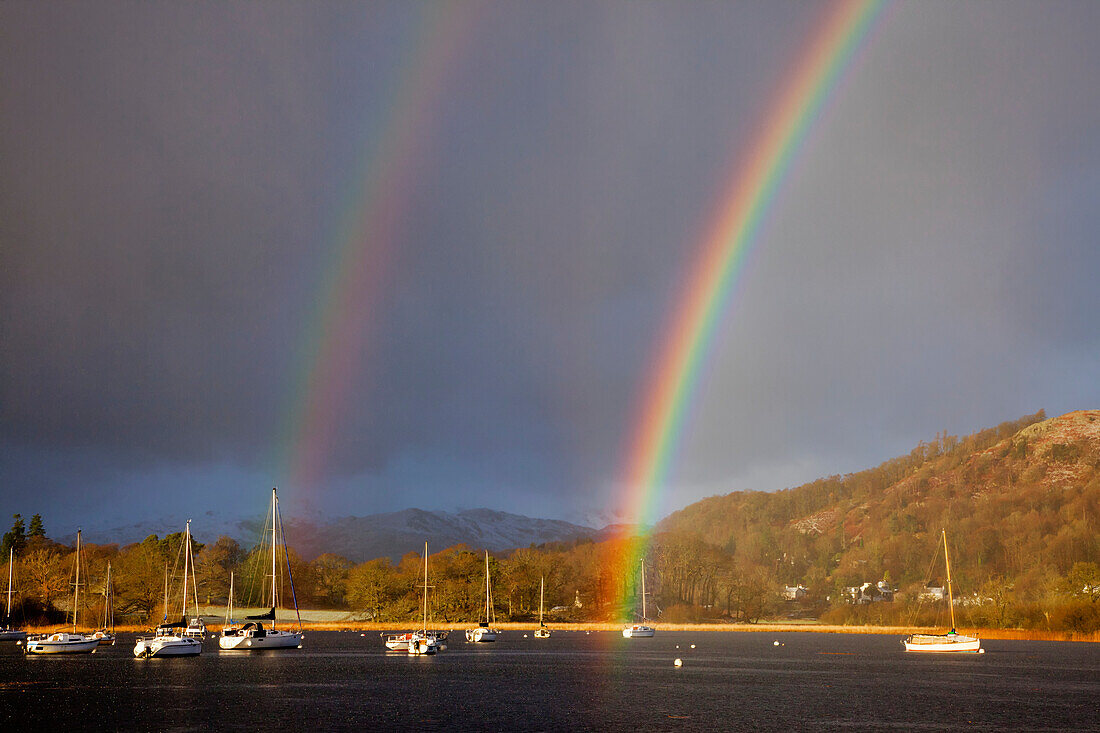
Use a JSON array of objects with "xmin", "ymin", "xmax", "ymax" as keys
[
  {"xmin": 381, "ymin": 542, "xmax": 442, "ymax": 654},
  {"xmin": 903, "ymin": 529, "xmax": 982, "ymax": 653},
  {"xmin": 534, "ymin": 575, "xmax": 551, "ymax": 638},
  {"xmin": 406, "ymin": 542, "xmax": 441, "ymax": 655},
  {"xmin": 219, "ymin": 488, "xmax": 303, "ymax": 651},
  {"xmin": 622, "ymin": 558, "xmax": 655, "ymax": 638},
  {"xmin": 134, "ymin": 520, "xmax": 203, "ymax": 657},
  {"xmin": 466, "ymin": 550, "xmax": 499, "ymax": 642},
  {"xmin": 91, "ymin": 562, "xmax": 116, "ymax": 645},
  {"xmin": 222, "ymin": 571, "xmax": 237, "ymax": 633},
  {"xmin": 383, "ymin": 546, "xmax": 448, "ymax": 652},
  {"xmin": 1, "ymin": 548, "xmax": 27, "ymax": 642},
  {"xmin": 25, "ymin": 530, "xmax": 99, "ymax": 654}
]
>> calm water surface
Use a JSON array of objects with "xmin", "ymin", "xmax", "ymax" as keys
[{"xmin": 1, "ymin": 631, "xmax": 1097, "ymax": 731}]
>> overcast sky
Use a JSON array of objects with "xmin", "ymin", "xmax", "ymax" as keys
[{"xmin": 2, "ymin": 1, "xmax": 1098, "ymax": 533}]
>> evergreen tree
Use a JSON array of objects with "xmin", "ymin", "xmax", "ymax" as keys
[
  {"xmin": 1, "ymin": 514, "xmax": 27, "ymax": 558},
  {"xmin": 28, "ymin": 514, "xmax": 45, "ymax": 538}
]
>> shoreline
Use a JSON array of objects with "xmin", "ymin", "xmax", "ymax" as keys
[{"xmin": 18, "ymin": 621, "xmax": 1097, "ymax": 643}]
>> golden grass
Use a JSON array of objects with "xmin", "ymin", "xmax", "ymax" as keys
[{"xmin": 20, "ymin": 620, "xmax": 1095, "ymax": 642}]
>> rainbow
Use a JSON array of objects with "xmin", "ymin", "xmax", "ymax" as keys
[
  {"xmin": 278, "ymin": 5, "xmax": 481, "ymax": 500},
  {"xmin": 617, "ymin": 0, "xmax": 888, "ymax": 585}
]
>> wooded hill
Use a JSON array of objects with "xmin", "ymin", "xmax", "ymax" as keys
[{"xmin": 652, "ymin": 409, "xmax": 1099, "ymax": 629}]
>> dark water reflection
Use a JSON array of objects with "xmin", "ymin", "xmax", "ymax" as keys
[{"xmin": 1, "ymin": 631, "xmax": 1097, "ymax": 731}]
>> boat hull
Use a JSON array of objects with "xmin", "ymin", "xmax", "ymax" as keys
[
  {"xmin": 385, "ymin": 631, "xmax": 447, "ymax": 651},
  {"xmin": 134, "ymin": 635, "xmax": 202, "ymax": 657},
  {"xmin": 25, "ymin": 633, "xmax": 99, "ymax": 654},
  {"xmin": 903, "ymin": 633, "xmax": 981, "ymax": 653},
  {"xmin": 622, "ymin": 625, "xmax": 655, "ymax": 638},
  {"xmin": 534, "ymin": 628, "xmax": 551, "ymax": 639},
  {"xmin": 407, "ymin": 633, "xmax": 439, "ymax": 655},
  {"xmin": 219, "ymin": 628, "xmax": 302, "ymax": 650},
  {"xmin": 465, "ymin": 627, "xmax": 498, "ymax": 642},
  {"xmin": 0, "ymin": 629, "xmax": 28, "ymax": 642}
]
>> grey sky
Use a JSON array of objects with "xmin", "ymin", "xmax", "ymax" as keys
[{"xmin": 2, "ymin": 1, "xmax": 1098, "ymax": 532}]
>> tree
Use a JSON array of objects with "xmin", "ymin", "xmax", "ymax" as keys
[
  {"xmin": 28, "ymin": 514, "xmax": 45, "ymax": 538},
  {"xmin": 195, "ymin": 536, "xmax": 245, "ymax": 604},
  {"xmin": 310, "ymin": 554, "xmax": 352, "ymax": 607},
  {"xmin": 346, "ymin": 558, "xmax": 400, "ymax": 621},
  {"xmin": 1, "ymin": 514, "xmax": 27, "ymax": 559},
  {"xmin": 1065, "ymin": 562, "xmax": 1100, "ymax": 602},
  {"xmin": 20, "ymin": 547, "xmax": 68, "ymax": 609}
]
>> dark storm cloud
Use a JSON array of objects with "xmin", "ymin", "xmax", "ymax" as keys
[
  {"xmin": 1, "ymin": 3, "xmax": 340, "ymax": 464},
  {"xmin": 2, "ymin": 2, "xmax": 1098, "ymax": 529}
]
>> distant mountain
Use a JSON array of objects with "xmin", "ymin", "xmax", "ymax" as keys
[
  {"xmin": 76, "ymin": 507, "xmax": 602, "ymax": 562},
  {"xmin": 286, "ymin": 508, "xmax": 601, "ymax": 562}
]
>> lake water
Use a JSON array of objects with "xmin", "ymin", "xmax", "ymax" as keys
[{"xmin": 2, "ymin": 630, "xmax": 1097, "ymax": 731}]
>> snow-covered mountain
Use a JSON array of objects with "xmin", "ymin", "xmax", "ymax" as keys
[
  {"xmin": 287, "ymin": 508, "xmax": 601, "ymax": 562},
  {"xmin": 73, "ymin": 508, "xmax": 604, "ymax": 562}
]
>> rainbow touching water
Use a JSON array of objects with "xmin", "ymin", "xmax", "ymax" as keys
[
  {"xmin": 279, "ymin": 5, "xmax": 480, "ymax": 499},
  {"xmin": 617, "ymin": 0, "xmax": 888, "ymax": 604}
]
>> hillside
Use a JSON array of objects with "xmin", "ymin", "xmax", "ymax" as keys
[{"xmin": 657, "ymin": 410, "xmax": 1099, "ymax": 595}]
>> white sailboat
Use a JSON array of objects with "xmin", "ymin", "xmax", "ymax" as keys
[
  {"xmin": 219, "ymin": 488, "xmax": 303, "ymax": 651},
  {"xmin": 465, "ymin": 550, "xmax": 499, "ymax": 643},
  {"xmin": 1, "ymin": 548, "xmax": 28, "ymax": 642},
  {"xmin": 903, "ymin": 529, "xmax": 982, "ymax": 653},
  {"xmin": 534, "ymin": 575, "xmax": 551, "ymax": 639},
  {"xmin": 407, "ymin": 541, "xmax": 440, "ymax": 655},
  {"xmin": 622, "ymin": 558, "xmax": 655, "ymax": 638},
  {"xmin": 134, "ymin": 520, "xmax": 202, "ymax": 657},
  {"xmin": 25, "ymin": 530, "xmax": 99, "ymax": 654},
  {"xmin": 91, "ymin": 561, "xmax": 116, "ymax": 645}
]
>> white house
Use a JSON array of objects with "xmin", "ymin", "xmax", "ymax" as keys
[{"xmin": 783, "ymin": 585, "xmax": 808, "ymax": 601}]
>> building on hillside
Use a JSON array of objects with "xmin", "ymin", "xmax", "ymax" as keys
[
  {"xmin": 844, "ymin": 581, "xmax": 895, "ymax": 604},
  {"xmin": 918, "ymin": 586, "xmax": 946, "ymax": 602},
  {"xmin": 783, "ymin": 585, "xmax": 808, "ymax": 601}
]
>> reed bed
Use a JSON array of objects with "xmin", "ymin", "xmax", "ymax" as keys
[{"xmin": 20, "ymin": 620, "xmax": 1095, "ymax": 642}]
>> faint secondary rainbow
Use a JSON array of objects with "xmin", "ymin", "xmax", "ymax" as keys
[
  {"xmin": 620, "ymin": 0, "xmax": 888, "ymax": 539},
  {"xmin": 278, "ymin": 5, "xmax": 481, "ymax": 500}
]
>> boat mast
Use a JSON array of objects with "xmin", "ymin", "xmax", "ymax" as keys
[
  {"xmin": 162, "ymin": 563, "xmax": 169, "ymax": 623},
  {"xmin": 422, "ymin": 542, "xmax": 429, "ymax": 633},
  {"xmin": 539, "ymin": 576, "xmax": 544, "ymax": 626},
  {"xmin": 6, "ymin": 548, "xmax": 12, "ymax": 624},
  {"xmin": 225, "ymin": 571, "xmax": 234, "ymax": 627},
  {"xmin": 103, "ymin": 562, "xmax": 112, "ymax": 631},
  {"xmin": 73, "ymin": 529, "xmax": 81, "ymax": 632},
  {"xmin": 182, "ymin": 520, "xmax": 191, "ymax": 623},
  {"xmin": 641, "ymin": 558, "xmax": 647, "ymax": 622},
  {"xmin": 942, "ymin": 529, "xmax": 957, "ymax": 631},
  {"xmin": 484, "ymin": 551, "xmax": 490, "ymax": 623},
  {"xmin": 271, "ymin": 488, "xmax": 278, "ymax": 628}
]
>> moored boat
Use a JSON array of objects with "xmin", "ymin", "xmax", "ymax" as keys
[
  {"xmin": 92, "ymin": 562, "xmax": 116, "ymax": 645},
  {"xmin": 134, "ymin": 520, "xmax": 203, "ymax": 658},
  {"xmin": 405, "ymin": 542, "xmax": 440, "ymax": 655},
  {"xmin": 534, "ymin": 576, "xmax": 551, "ymax": 639},
  {"xmin": 218, "ymin": 488, "xmax": 303, "ymax": 651},
  {"xmin": 26, "ymin": 530, "xmax": 97, "ymax": 655},
  {"xmin": 622, "ymin": 558, "xmax": 655, "ymax": 639},
  {"xmin": 465, "ymin": 550, "xmax": 499, "ymax": 643},
  {"xmin": 902, "ymin": 529, "xmax": 983, "ymax": 654},
  {"xmin": 1, "ymin": 548, "xmax": 27, "ymax": 643}
]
